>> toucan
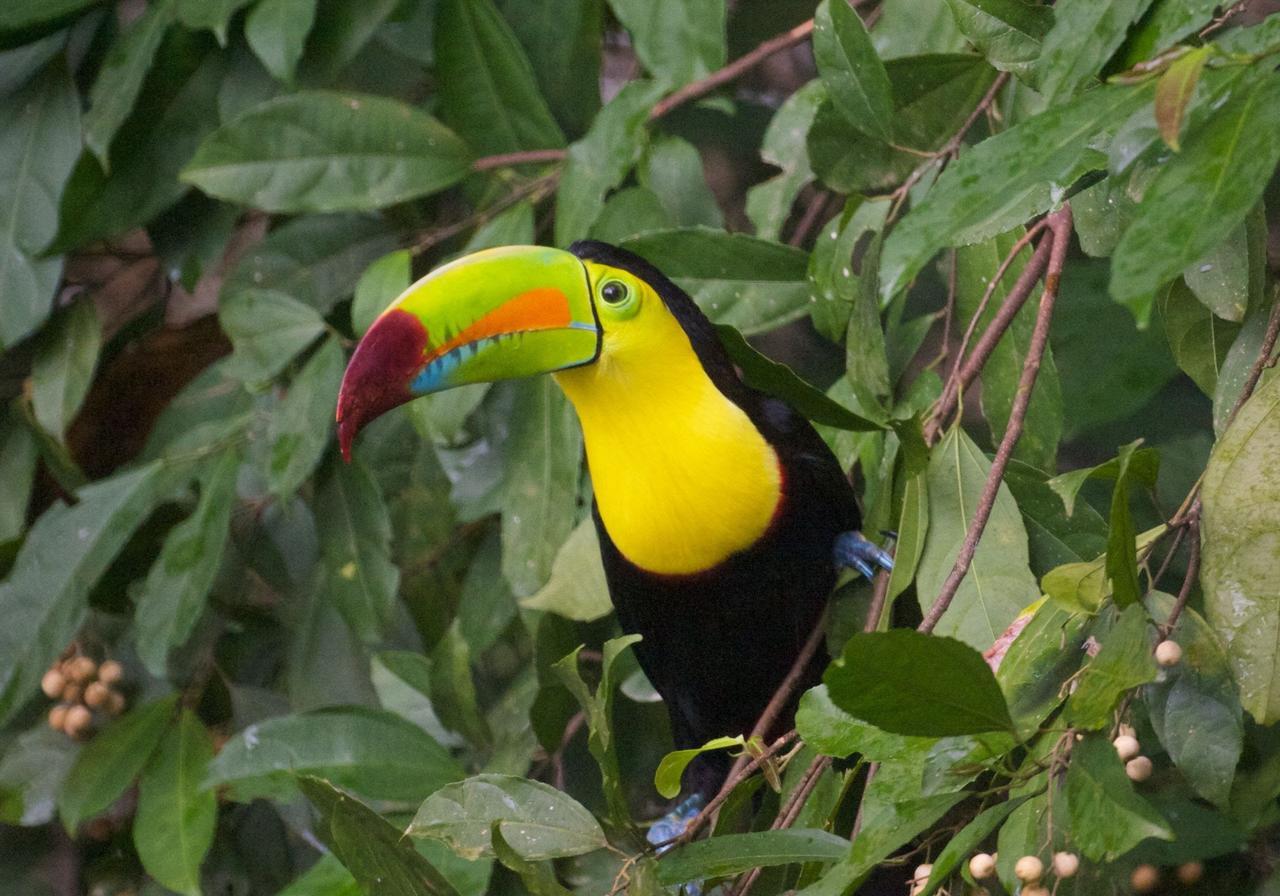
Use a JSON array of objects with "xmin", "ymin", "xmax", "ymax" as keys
[{"xmin": 335, "ymin": 240, "xmax": 891, "ymax": 831}]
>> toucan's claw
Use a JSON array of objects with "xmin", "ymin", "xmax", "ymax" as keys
[
  {"xmin": 647, "ymin": 794, "xmax": 705, "ymax": 894},
  {"xmin": 834, "ymin": 531, "xmax": 894, "ymax": 580}
]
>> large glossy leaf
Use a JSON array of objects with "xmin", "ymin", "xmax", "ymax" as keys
[
  {"xmin": 1146, "ymin": 592, "xmax": 1243, "ymax": 806},
  {"xmin": 409, "ymin": 774, "xmax": 606, "ymax": 860},
  {"xmin": 639, "ymin": 135, "xmax": 722, "ymax": 228},
  {"xmin": 134, "ymin": 450, "xmax": 239, "ymax": 675},
  {"xmin": 31, "ymin": 299, "xmax": 100, "ymax": 441},
  {"xmin": 266, "ymin": 337, "xmax": 344, "ymax": 499},
  {"xmin": 996, "ymin": 599, "xmax": 1090, "ymax": 737},
  {"xmin": 1111, "ymin": 73, "xmax": 1280, "ymax": 306},
  {"xmin": 134, "ymin": 710, "xmax": 217, "ymax": 896},
  {"xmin": 1034, "ymin": 0, "xmax": 1154, "ymax": 103},
  {"xmin": 1201, "ymin": 371, "xmax": 1280, "ymax": 723},
  {"xmin": 299, "ymin": 776, "xmax": 461, "ymax": 896},
  {"xmin": 435, "ymin": 0, "xmax": 564, "ymax": 156},
  {"xmin": 315, "ymin": 455, "xmax": 400, "ymax": 643},
  {"xmin": 658, "ymin": 830, "xmax": 849, "ymax": 884},
  {"xmin": 813, "ymin": 0, "xmax": 893, "ymax": 141},
  {"xmin": 944, "ymin": 0, "xmax": 1052, "ymax": 79},
  {"xmin": 218, "ymin": 288, "xmax": 326, "ymax": 386},
  {"xmin": 795, "ymin": 684, "xmax": 930, "ymax": 760},
  {"xmin": 183, "ymin": 91, "xmax": 473, "ymax": 212},
  {"xmin": 0, "ymin": 464, "xmax": 162, "ymax": 726},
  {"xmin": 496, "ymin": 0, "xmax": 602, "ymax": 137},
  {"xmin": 206, "ymin": 707, "xmax": 463, "ymax": 802},
  {"xmin": 914, "ymin": 428, "xmax": 1038, "ymax": 649},
  {"xmin": 1065, "ymin": 734, "xmax": 1173, "ymax": 861},
  {"xmin": 554, "ymin": 79, "xmax": 664, "ymax": 245},
  {"xmin": 825, "ymin": 629, "xmax": 1014, "ymax": 736},
  {"xmin": 519, "ymin": 518, "xmax": 612, "ymax": 621},
  {"xmin": 607, "ymin": 0, "xmax": 725, "ymax": 87},
  {"xmin": 0, "ymin": 60, "xmax": 79, "ymax": 347},
  {"xmin": 621, "ymin": 228, "xmax": 812, "ymax": 334},
  {"xmin": 58, "ymin": 695, "xmax": 179, "ymax": 830},
  {"xmin": 1003, "ymin": 460, "xmax": 1108, "ymax": 575},
  {"xmin": 880, "ymin": 82, "xmax": 1148, "ymax": 299}
]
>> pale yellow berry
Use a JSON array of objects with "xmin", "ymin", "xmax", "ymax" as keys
[
  {"xmin": 1113, "ymin": 734, "xmax": 1141, "ymax": 761},
  {"xmin": 97, "ymin": 659, "xmax": 124, "ymax": 685},
  {"xmin": 64, "ymin": 704, "xmax": 92, "ymax": 738},
  {"xmin": 912, "ymin": 864, "xmax": 932, "ymax": 883},
  {"xmin": 968, "ymin": 853, "xmax": 996, "ymax": 880},
  {"xmin": 1014, "ymin": 855, "xmax": 1044, "ymax": 883},
  {"xmin": 41, "ymin": 668, "xmax": 66, "ymax": 698},
  {"xmin": 48, "ymin": 703, "xmax": 69, "ymax": 731},
  {"xmin": 84, "ymin": 681, "xmax": 110, "ymax": 708},
  {"xmin": 1126, "ymin": 755, "xmax": 1154, "ymax": 782},
  {"xmin": 1022, "ymin": 887, "xmax": 1050, "ymax": 896},
  {"xmin": 69, "ymin": 656, "xmax": 97, "ymax": 683},
  {"xmin": 1131, "ymin": 863, "xmax": 1159, "ymax": 892},
  {"xmin": 1156, "ymin": 640, "xmax": 1183, "ymax": 667},
  {"xmin": 1053, "ymin": 851, "xmax": 1080, "ymax": 878},
  {"xmin": 1176, "ymin": 861, "xmax": 1204, "ymax": 885}
]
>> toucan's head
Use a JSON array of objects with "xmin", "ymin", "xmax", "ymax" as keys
[{"xmin": 336, "ymin": 241, "xmax": 708, "ymax": 459}]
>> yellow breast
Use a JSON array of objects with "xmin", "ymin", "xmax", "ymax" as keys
[{"xmin": 554, "ymin": 278, "xmax": 781, "ymax": 576}]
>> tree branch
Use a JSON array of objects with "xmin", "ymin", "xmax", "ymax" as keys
[{"xmin": 919, "ymin": 205, "xmax": 1072, "ymax": 634}]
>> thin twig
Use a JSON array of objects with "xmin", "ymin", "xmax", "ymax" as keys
[
  {"xmin": 729, "ymin": 755, "xmax": 834, "ymax": 896},
  {"xmin": 1160, "ymin": 519, "xmax": 1201, "ymax": 639},
  {"xmin": 649, "ymin": 19, "xmax": 817, "ymax": 120},
  {"xmin": 1224, "ymin": 293, "xmax": 1280, "ymax": 431},
  {"xmin": 925, "ymin": 231, "xmax": 1054, "ymax": 445},
  {"xmin": 471, "ymin": 148, "xmax": 568, "ymax": 171},
  {"xmin": 863, "ymin": 567, "xmax": 892, "ymax": 634},
  {"xmin": 789, "ymin": 189, "xmax": 835, "ymax": 248},
  {"xmin": 407, "ymin": 171, "xmax": 561, "ymax": 256},
  {"xmin": 919, "ymin": 205, "xmax": 1072, "ymax": 634}
]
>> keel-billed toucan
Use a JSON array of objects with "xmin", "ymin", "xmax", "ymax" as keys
[{"xmin": 336, "ymin": 241, "xmax": 890, "ymax": 811}]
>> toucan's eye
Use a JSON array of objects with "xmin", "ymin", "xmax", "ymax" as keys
[{"xmin": 600, "ymin": 280, "xmax": 630, "ymax": 305}]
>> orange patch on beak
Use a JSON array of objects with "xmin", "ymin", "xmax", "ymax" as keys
[{"xmin": 421, "ymin": 287, "xmax": 574, "ymax": 367}]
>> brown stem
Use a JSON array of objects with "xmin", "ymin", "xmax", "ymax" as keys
[
  {"xmin": 919, "ymin": 205, "xmax": 1072, "ymax": 634},
  {"xmin": 925, "ymin": 232, "xmax": 1054, "ymax": 445},
  {"xmin": 1224, "ymin": 293, "xmax": 1280, "ymax": 431},
  {"xmin": 471, "ymin": 148, "xmax": 568, "ymax": 171},
  {"xmin": 649, "ymin": 19, "xmax": 817, "ymax": 120},
  {"xmin": 863, "ymin": 567, "xmax": 893, "ymax": 634},
  {"xmin": 1161, "ymin": 518, "xmax": 1201, "ymax": 639},
  {"xmin": 729, "ymin": 755, "xmax": 834, "ymax": 896},
  {"xmin": 789, "ymin": 189, "xmax": 836, "ymax": 248}
]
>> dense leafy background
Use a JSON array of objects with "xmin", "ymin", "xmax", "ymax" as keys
[{"xmin": 2, "ymin": 0, "xmax": 1280, "ymax": 894}]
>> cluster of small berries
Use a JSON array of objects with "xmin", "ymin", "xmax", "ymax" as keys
[
  {"xmin": 41, "ymin": 649, "xmax": 127, "ymax": 740},
  {"xmin": 1131, "ymin": 860, "xmax": 1204, "ymax": 891}
]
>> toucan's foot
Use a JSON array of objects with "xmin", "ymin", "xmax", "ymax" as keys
[
  {"xmin": 834, "ymin": 531, "xmax": 894, "ymax": 580},
  {"xmin": 647, "ymin": 794, "xmax": 705, "ymax": 894}
]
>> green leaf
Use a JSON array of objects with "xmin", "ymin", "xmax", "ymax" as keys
[
  {"xmin": 795, "ymin": 684, "xmax": 929, "ymax": 760},
  {"xmin": 218, "ymin": 288, "xmax": 326, "ymax": 386},
  {"xmin": 550, "ymin": 635, "xmax": 641, "ymax": 828},
  {"xmin": 206, "ymin": 707, "xmax": 463, "ymax": 803},
  {"xmin": 554, "ymin": 79, "xmax": 664, "ymax": 246},
  {"xmin": 352, "ymin": 249, "xmax": 412, "ymax": 337},
  {"xmin": 83, "ymin": 0, "xmax": 173, "ymax": 166},
  {"xmin": 266, "ymin": 337, "xmax": 344, "ymax": 499},
  {"xmin": 496, "ymin": 0, "xmax": 602, "ymax": 137},
  {"xmin": 944, "ymin": 0, "xmax": 1053, "ymax": 79},
  {"xmin": 588, "ymin": 186, "xmax": 671, "ymax": 243},
  {"xmin": 227, "ymin": 214, "xmax": 399, "ymax": 315},
  {"xmin": 31, "ymin": 299, "xmax": 100, "ymax": 440},
  {"xmin": 914, "ymin": 427, "xmax": 1039, "ymax": 648},
  {"xmin": 997, "ymin": 599, "xmax": 1090, "ymax": 737},
  {"xmin": 500, "ymin": 379, "xmax": 581, "ymax": 596},
  {"xmin": 813, "ymin": 0, "xmax": 893, "ymax": 141},
  {"xmin": 434, "ymin": 0, "xmax": 565, "ymax": 156},
  {"xmin": 658, "ymin": 829, "xmax": 849, "ymax": 884},
  {"xmin": 607, "ymin": 0, "xmax": 725, "ymax": 87},
  {"xmin": 1065, "ymin": 733, "xmax": 1173, "ymax": 861},
  {"xmin": 182, "ymin": 91, "xmax": 473, "ymax": 212},
  {"xmin": 886, "ymin": 424, "xmax": 929, "ymax": 603},
  {"xmin": 1145, "ymin": 592, "xmax": 1242, "ymax": 806},
  {"xmin": 277, "ymin": 854, "xmax": 361, "ymax": 896},
  {"xmin": 0, "ymin": 464, "xmax": 161, "ymax": 726},
  {"xmin": 1128, "ymin": 0, "xmax": 1220, "ymax": 58},
  {"xmin": 1105, "ymin": 441, "xmax": 1150, "ymax": 608},
  {"xmin": 176, "ymin": 0, "xmax": 254, "ymax": 42},
  {"xmin": 245, "ymin": 0, "xmax": 317, "ymax": 83},
  {"xmin": 824, "ymin": 629, "xmax": 1014, "ymax": 736},
  {"xmin": 1161, "ymin": 278, "xmax": 1241, "ymax": 396},
  {"xmin": 409, "ymin": 773, "xmax": 607, "ymax": 859},
  {"xmin": 880, "ymin": 82, "xmax": 1149, "ymax": 300},
  {"xmin": 134, "ymin": 450, "xmax": 240, "ymax": 675},
  {"xmin": 746, "ymin": 80, "xmax": 824, "ymax": 241},
  {"xmin": 134, "ymin": 710, "xmax": 217, "ymax": 896},
  {"xmin": 1034, "ymin": 0, "xmax": 1153, "ymax": 102},
  {"xmin": 654, "ymin": 736, "xmax": 745, "ymax": 799},
  {"xmin": 620, "ymin": 228, "xmax": 812, "ymax": 334},
  {"xmin": 715, "ymin": 325, "xmax": 885, "ymax": 431},
  {"xmin": 57, "ymin": 695, "xmax": 178, "ymax": 830},
  {"xmin": 1003, "ymin": 460, "xmax": 1108, "ymax": 575},
  {"xmin": 1111, "ymin": 73, "xmax": 1280, "ymax": 306},
  {"xmin": 519, "ymin": 518, "xmax": 612, "ymax": 621},
  {"xmin": 0, "ymin": 0, "xmax": 98, "ymax": 35},
  {"xmin": 639, "ymin": 135, "xmax": 722, "ymax": 229},
  {"xmin": 298, "ymin": 776, "xmax": 461, "ymax": 896},
  {"xmin": 430, "ymin": 623, "xmax": 491, "ymax": 748},
  {"xmin": 315, "ymin": 455, "xmax": 400, "ymax": 643},
  {"xmin": 1201, "ymin": 370, "xmax": 1280, "ymax": 724},
  {"xmin": 1184, "ymin": 213, "xmax": 1258, "ymax": 324},
  {"xmin": 489, "ymin": 824, "xmax": 572, "ymax": 896},
  {"xmin": 0, "ymin": 725, "xmax": 79, "ymax": 826},
  {"xmin": 955, "ymin": 230, "xmax": 1062, "ymax": 471},
  {"xmin": 371, "ymin": 652, "xmax": 461, "ymax": 748},
  {"xmin": 1154, "ymin": 46, "xmax": 1210, "ymax": 151},
  {"xmin": 1041, "ymin": 524, "xmax": 1165, "ymax": 613},
  {"xmin": 1046, "ymin": 440, "xmax": 1159, "ymax": 517},
  {"xmin": 0, "ymin": 409, "xmax": 38, "ymax": 543},
  {"xmin": 1066, "ymin": 604, "xmax": 1158, "ymax": 728},
  {"xmin": 0, "ymin": 60, "xmax": 79, "ymax": 347}
]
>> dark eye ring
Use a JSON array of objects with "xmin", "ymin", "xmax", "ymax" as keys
[{"xmin": 600, "ymin": 280, "xmax": 629, "ymax": 304}]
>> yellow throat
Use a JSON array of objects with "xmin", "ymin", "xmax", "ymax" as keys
[{"xmin": 554, "ymin": 266, "xmax": 782, "ymax": 576}]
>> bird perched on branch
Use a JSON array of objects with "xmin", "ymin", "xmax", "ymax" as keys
[{"xmin": 336, "ymin": 240, "xmax": 890, "ymax": 838}]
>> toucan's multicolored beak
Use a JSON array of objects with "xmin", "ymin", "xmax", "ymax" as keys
[{"xmin": 336, "ymin": 245, "xmax": 599, "ymax": 459}]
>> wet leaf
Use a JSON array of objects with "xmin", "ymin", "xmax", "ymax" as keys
[
  {"xmin": 813, "ymin": 0, "xmax": 893, "ymax": 141},
  {"xmin": 1066, "ymin": 603, "xmax": 1157, "ymax": 728},
  {"xmin": 1065, "ymin": 733, "xmax": 1173, "ymax": 860}
]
